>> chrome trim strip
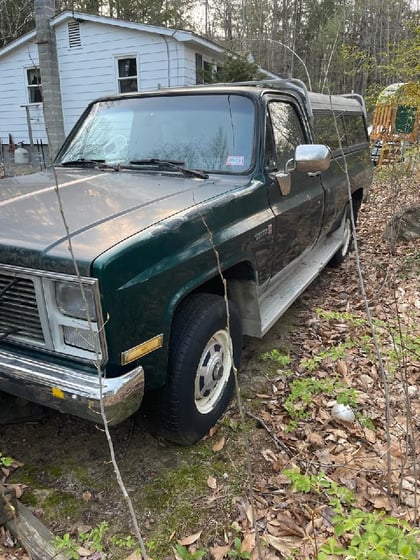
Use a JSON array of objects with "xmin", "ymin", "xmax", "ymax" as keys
[
  {"xmin": 0, "ymin": 348, "xmax": 144, "ymax": 426},
  {"xmin": 0, "ymin": 263, "xmax": 97, "ymax": 283}
]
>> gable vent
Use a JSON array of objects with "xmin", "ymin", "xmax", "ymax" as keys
[{"xmin": 68, "ymin": 21, "xmax": 81, "ymax": 48}]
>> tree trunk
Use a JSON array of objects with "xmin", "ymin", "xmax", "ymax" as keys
[{"xmin": 34, "ymin": 0, "xmax": 66, "ymax": 159}]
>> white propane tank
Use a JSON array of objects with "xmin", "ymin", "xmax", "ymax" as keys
[{"xmin": 14, "ymin": 145, "xmax": 29, "ymax": 165}]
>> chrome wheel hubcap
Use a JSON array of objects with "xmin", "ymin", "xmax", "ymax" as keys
[{"xmin": 195, "ymin": 329, "xmax": 232, "ymax": 414}]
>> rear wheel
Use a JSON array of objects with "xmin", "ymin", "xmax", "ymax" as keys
[{"xmin": 151, "ymin": 293, "xmax": 242, "ymax": 445}]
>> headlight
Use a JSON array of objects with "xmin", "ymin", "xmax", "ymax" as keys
[
  {"xmin": 63, "ymin": 325, "xmax": 100, "ymax": 352},
  {"xmin": 56, "ymin": 282, "xmax": 96, "ymax": 320},
  {"xmin": 42, "ymin": 276, "xmax": 106, "ymax": 362}
]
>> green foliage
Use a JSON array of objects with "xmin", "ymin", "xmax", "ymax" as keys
[
  {"xmin": 53, "ymin": 522, "xmax": 138, "ymax": 558},
  {"xmin": 109, "ymin": 533, "xmax": 138, "ymax": 549},
  {"xmin": 283, "ymin": 375, "xmax": 356, "ymax": 427},
  {"xmin": 282, "ymin": 469, "xmax": 420, "ymax": 560},
  {"xmin": 228, "ymin": 537, "xmax": 251, "ymax": 558},
  {"xmin": 53, "ymin": 533, "xmax": 80, "ymax": 560},
  {"xmin": 315, "ymin": 308, "xmax": 368, "ymax": 328},
  {"xmin": 203, "ymin": 54, "xmax": 265, "ymax": 84},
  {"xmin": 283, "ymin": 469, "xmax": 354, "ymax": 510},
  {"xmin": 300, "ymin": 341, "xmax": 355, "ymax": 371},
  {"xmin": 174, "ymin": 543, "xmax": 207, "ymax": 559},
  {"xmin": 79, "ymin": 521, "xmax": 109, "ymax": 552},
  {"xmin": 261, "ymin": 349, "xmax": 291, "ymax": 368},
  {"xmin": 319, "ymin": 510, "xmax": 420, "ymax": 559},
  {"xmin": 0, "ymin": 452, "xmax": 13, "ymax": 467}
]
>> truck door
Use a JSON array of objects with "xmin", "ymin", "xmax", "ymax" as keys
[{"xmin": 265, "ymin": 99, "xmax": 325, "ymax": 276}]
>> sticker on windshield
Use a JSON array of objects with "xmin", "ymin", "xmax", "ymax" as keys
[{"xmin": 226, "ymin": 155, "xmax": 245, "ymax": 166}]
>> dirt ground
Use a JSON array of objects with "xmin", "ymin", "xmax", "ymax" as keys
[{"xmin": 0, "ymin": 171, "xmax": 419, "ymax": 559}]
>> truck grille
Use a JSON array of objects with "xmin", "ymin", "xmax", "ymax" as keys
[{"xmin": 0, "ymin": 270, "xmax": 45, "ymax": 345}]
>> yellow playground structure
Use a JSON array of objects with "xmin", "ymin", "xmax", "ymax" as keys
[{"xmin": 370, "ymin": 82, "xmax": 419, "ymax": 165}]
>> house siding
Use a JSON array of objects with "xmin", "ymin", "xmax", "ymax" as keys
[
  {"xmin": 0, "ymin": 42, "xmax": 47, "ymax": 147},
  {"xmin": 0, "ymin": 13, "xmax": 226, "ymax": 152},
  {"xmin": 55, "ymin": 22, "xmax": 201, "ymax": 134}
]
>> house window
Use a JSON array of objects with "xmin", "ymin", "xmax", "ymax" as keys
[
  {"xmin": 195, "ymin": 54, "xmax": 214, "ymax": 84},
  {"xmin": 195, "ymin": 53, "xmax": 204, "ymax": 84},
  {"xmin": 117, "ymin": 58, "xmax": 138, "ymax": 93},
  {"xmin": 27, "ymin": 68, "xmax": 42, "ymax": 103}
]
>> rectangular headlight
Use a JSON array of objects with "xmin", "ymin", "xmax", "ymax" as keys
[
  {"xmin": 42, "ymin": 276, "xmax": 106, "ymax": 363},
  {"xmin": 63, "ymin": 325, "xmax": 100, "ymax": 352},
  {"xmin": 56, "ymin": 282, "xmax": 97, "ymax": 320}
]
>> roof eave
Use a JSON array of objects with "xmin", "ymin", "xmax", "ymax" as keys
[
  {"xmin": 0, "ymin": 30, "xmax": 36, "ymax": 58},
  {"xmin": 52, "ymin": 11, "xmax": 226, "ymax": 55}
]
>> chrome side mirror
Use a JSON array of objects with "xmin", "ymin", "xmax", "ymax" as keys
[{"xmin": 295, "ymin": 144, "xmax": 331, "ymax": 172}]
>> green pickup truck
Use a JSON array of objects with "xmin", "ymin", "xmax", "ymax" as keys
[{"xmin": 0, "ymin": 80, "xmax": 372, "ymax": 444}]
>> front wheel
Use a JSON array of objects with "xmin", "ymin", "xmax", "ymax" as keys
[{"xmin": 152, "ymin": 293, "xmax": 242, "ymax": 445}]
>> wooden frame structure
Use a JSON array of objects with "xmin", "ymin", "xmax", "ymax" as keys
[{"xmin": 370, "ymin": 82, "xmax": 419, "ymax": 165}]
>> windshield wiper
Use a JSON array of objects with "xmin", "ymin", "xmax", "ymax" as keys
[
  {"xmin": 58, "ymin": 159, "xmax": 119, "ymax": 171},
  {"xmin": 127, "ymin": 159, "xmax": 209, "ymax": 179}
]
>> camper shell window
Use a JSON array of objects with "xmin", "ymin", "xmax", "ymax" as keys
[{"xmin": 312, "ymin": 112, "xmax": 367, "ymax": 150}]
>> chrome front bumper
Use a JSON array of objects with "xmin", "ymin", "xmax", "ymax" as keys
[{"xmin": 0, "ymin": 348, "xmax": 144, "ymax": 425}]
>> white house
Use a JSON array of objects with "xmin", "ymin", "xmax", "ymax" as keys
[{"xmin": 0, "ymin": 10, "xmax": 229, "ymax": 157}]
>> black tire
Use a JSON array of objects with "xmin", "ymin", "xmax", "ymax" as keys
[
  {"xmin": 151, "ymin": 293, "xmax": 242, "ymax": 445},
  {"xmin": 329, "ymin": 206, "xmax": 354, "ymax": 267}
]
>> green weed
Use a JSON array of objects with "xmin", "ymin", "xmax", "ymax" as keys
[
  {"xmin": 174, "ymin": 543, "xmax": 207, "ymax": 559},
  {"xmin": 228, "ymin": 536, "xmax": 251, "ymax": 558},
  {"xmin": 261, "ymin": 349, "xmax": 291, "ymax": 369},
  {"xmin": 319, "ymin": 509, "xmax": 420, "ymax": 559},
  {"xmin": 282, "ymin": 469, "xmax": 420, "ymax": 560},
  {"xmin": 283, "ymin": 376, "xmax": 357, "ymax": 428},
  {"xmin": 53, "ymin": 522, "xmax": 138, "ymax": 559},
  {"xmin": 0, "ymin": 452, "xmax": 13, "ymax": 468},
  {"xmin": 53, "ymin": 533, "xmax": 80, "ymax": 560},
  {"xmin": 79, "ymin": 521, "xmax": 109, "ymax": 552}
]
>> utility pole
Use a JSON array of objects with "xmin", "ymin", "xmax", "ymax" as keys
[{"xmin": 34, "ymin": 0, "xmax": 65, "ymax": 160}]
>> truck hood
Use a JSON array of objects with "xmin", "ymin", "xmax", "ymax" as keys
[{"xmin": 0, "ymin": 168, "xmax": 246, "ymax": 275}]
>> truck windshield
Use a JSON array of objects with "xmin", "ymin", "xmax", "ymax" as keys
[{"xmin": 57, "ymin": 94, "xmax": 256, "ymax": 174}]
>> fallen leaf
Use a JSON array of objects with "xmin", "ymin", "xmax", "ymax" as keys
[
  {"xmin": 336, "ymin": 359, "xmax": 348, "ymax": 375},
  {"xmin": 177, "ymin": 530, "xmax": 202, "ymax": 546},
  {"xmin": 76, "ymin": 525, "xmax": 92, "ymax": 535},
  {"xmin": 306, "ymin": 431, "xmax": 324, "ymax": 447},
  {"xmin": 207, "ymin": 476, "xmax": 217, "ymax": 490},
  {"xmin": 209, "ymin": 544, "xmax": 230, "ymax": 560},
  {"xmin": 268, "ymin": 514, "xmax": 305, "ymax": 537},
  {"xmin": 241, "ymin": 531, "xmax": 255, "ymax": 552},
  {"xmin": 261, "ymin": 449, "xmax": 278, "ymax": 462},
  {"xmin": 245, "ymin": 503, "xmax": 254, "ymax": 525},
  {"xmin": 82, "ymin": 490, "xmax": 92, "ymax": 502},
  {"xmin": 264, "ymin": 534, "xmax": 303, "ymax": 556},
  {"xmin": 77, "ymin": 546, "xmax": 93, "ymax": 557},
  {"xmin": 212, "ymin": 436, "xmax": 225, "ymax": 452},
  {"xmin": 122, "ymin": 552, "xmax": 142, "ymax": 560},
  {"xmin": 209, "ymin": 426, "xmax": 218, "ymax": 437}
]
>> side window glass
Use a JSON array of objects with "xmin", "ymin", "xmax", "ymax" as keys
[
  {"xmin": 342, "ymin": 114, "xmax": 368, "ymax": 144},
  {"xmin": 267, "ymin": 102, "xmax": 305, "ymax": 169},
  {"xmin": 312, "ymin": 113, "xmax": 345, "ymax": 150},
  {"xmin": 264, "ymin": 111, "xmax": 277, "ymax": 170}
]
